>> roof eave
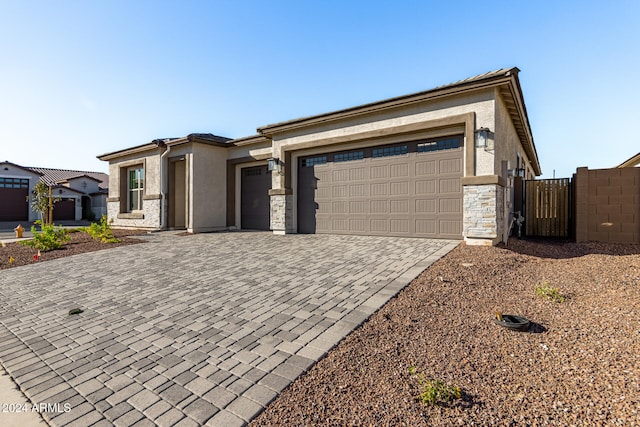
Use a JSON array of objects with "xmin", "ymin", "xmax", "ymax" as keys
[
  {"xmin": 257, "ymin": 69, "xmax": 518, "ymax": 136},
  {"xmin": 97, "ymin": 142, "xmax": 162, "ymax": 161},
  {"xmin": 498, "ymin": 74, "xmax": 542, "ymax": 176},
  {"xmin": 617, "ymin": 152, "xmax": 640, "ymax": 168},
  {"xmin": 230, "ymin": 134, "xmax": 271, "ymax": 147},
  {"xmin": 0, "ymin": 161, "xmax": 44, "ymax": 176}
]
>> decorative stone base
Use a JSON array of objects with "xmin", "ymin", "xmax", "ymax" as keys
[
  {"xmin": 464, "ymin": 236, "xmax": 499, "ymax": 246},
  {"xmin": 463, "ymin": 184, "xmax": 499, "ymax": 240},
  {"xmin": 270, "ymin": 194, "xmax": 294, "ymax": 234},
  {"xmin": 107, "ymin": 199, "xmax": 161, "ymax": 229}
]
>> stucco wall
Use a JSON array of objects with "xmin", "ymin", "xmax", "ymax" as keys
[
  {"xmin": 106, "ymin": 147, "xmax": 163, "ymax": 229},
  {"xmin": 65, "ymin": 178, "xmax": 101, "ymax": 195},
  {"xmin": 271, "ymin": 90, "xmax": 496, "ymax": 186},
  {"xmin": 227, "ymin": 142, "xmax": 272, "ymax": 161},
  {"xmin": 190, "ymin": 143, "xmax": 227, "ymax": 232},
  {"xmin": 494, "ymin": 91, "xmax": 535, "ymax": 179}
]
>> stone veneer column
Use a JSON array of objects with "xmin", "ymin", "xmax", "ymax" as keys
[
  {"xmin": 269, "ymin": 190, "xmax": 293, "ymax": 235},
  {"xmin": 463, "ymin": 184, "xmax": 500, "ymax": 245}
]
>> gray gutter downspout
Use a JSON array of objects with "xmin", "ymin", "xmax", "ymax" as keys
[{"xmin": 156, "ymin": 139, "xmax": 171, "ymax": 230}]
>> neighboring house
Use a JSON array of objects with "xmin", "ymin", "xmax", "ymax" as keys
[
  {"xmin": 98, "ymin": 67, "xmax": 541, "ymax": 246},
  {"xmin": 0, "ymin": 161, "xmax": 108, "ymax": 222},
  {"xmin": 617, "ymin": 152, "xmax": 640, "ymax": 168}
]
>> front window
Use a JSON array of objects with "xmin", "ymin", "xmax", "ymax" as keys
[{"xmin": 128, "ymin": 167, "xmax": 144, "ymax": 211}]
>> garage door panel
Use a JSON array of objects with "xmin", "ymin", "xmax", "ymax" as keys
[
  {"xmin": 350, "ymin": 201, "xmax": 366, "ymax": 214},
  {"xmin": 439, "ymin": 219, "xmax": 462, "ymax": 236},
  {"xmin": 390, "ymin": 199, "xmax": 409, "ymax": 213},
  {"xmin": 370, "ymin": 182, "xmax": 388, "ymax": 196},
  {"xmin": 333, "ymin": 169, "xmax": 350, "ymax": 182},
  {"xmin": 370, "ymin": 165, "xmax": 388, "ymax": 179},
  {"xmin": 349, "ymin": 219, "xmax": 366, "ymax": 232},
  {"xmin": 298, "ymin": 136, "xmax": 463, "ymax": 238},
  {"xmin": 415, "ymin": 219, "xmax": 437, "ymax": 234},
  {"xmin": 349, "ymin": 168, "xmax": 366, "ymax": 181},
  {"xmin": 416, "ymin": 180, "xmax": 436, "ymax": 194},
  {"xmin": 0, "ymin": 186, "xmax": 29, "ymax": 221},
  {"xmin": 332, "ymin": 201, "xmax": 348, "ymax": 214},
  {"xmin": 53, "ymin": 199, "xmax": 75, "ymax": 221},
  {"xmin": 349, "ymin": 184, "xmax": 365, "ymax": 197},
  {"xmin": 332, "ymin": 218, "xmax": 349, "ymax": 231},
  {"xmin": 390, "ymin": 164, "xmax": 409, "ymax": 177},
  {"xmin": 416, "ymin": 199, "xmax": 436, "ymax": 213},
  {"xmin": 390, "ymin": 181, "xmax": 409, "ymax": 195},
  {"xmin": 370, "ymin": 219, "xmax": 388, "ymax": 233},
  {"xmin": 439, "ymin": 158, "xmax": 462, "ymax": 174},
  {"xmin": 241, "ymin": 165, "xmax": 271, "ymax": 231},
  {"xmin": 439, "ymin": 178, "xmax": 461, "ymax": 193},
  {"xmin": 439, "ymin": 198, "xmax": 462, "ymax": 213},
  {"xmin": 370, "ymin": 200, "xmax": 389, "ymax": 213},
  {"xmin": 390, "ymin": 219, "xmax": 409, "ymax": 233},
  {"xmin": 416, "ymin": 160, "xmax": 436, "ymax": 176}
]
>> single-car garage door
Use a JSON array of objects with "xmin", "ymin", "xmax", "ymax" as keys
[
  {"xmin": 241, "ymin": 165, "xmax": 271, "ymax": 230},
  {"xmin": 0, "ymin": 178, "xmax": 29, "ymax": 221},
  {"xmin": 53, "ymin": 199, "xmax": 75, "ymax": 221},
  {"xmin": 298, "ymin": 136, "xmax": 463, "ymax": 238}
]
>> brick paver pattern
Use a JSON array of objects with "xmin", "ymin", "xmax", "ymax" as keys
[{"xmin": 0, "ymin": 232, "xmax": 458, "ymax": 426}]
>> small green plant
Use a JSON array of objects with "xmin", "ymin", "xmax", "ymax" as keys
[
  {"xmin": 535, "ymin": 280, "xmax": 566, "ymax": 303},
  {"xmin": 20, "ymin": 220, "xmax": 70, "ymax": 251},
  {"xmin": 83, "ymin": 215, "xmax": 119, "ymax": 243},
  {"xmin": 409, "ymin": 367, "xmax": 461, "ymax": 406}
]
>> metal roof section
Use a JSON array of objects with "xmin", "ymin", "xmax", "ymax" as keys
[
  {"xmin": 0, "ymin": 161, "xmax": 44, "ymax": 176},
  {"xmin": 256, "ymin": 68, "xmax": 520, "ymax": 134},
  {"xmin": 27, "ymin": 167, "xmax": 109, "ymax": 188}
]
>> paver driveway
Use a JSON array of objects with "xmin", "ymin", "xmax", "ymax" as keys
[{"xmin": 0, "ymin": 232, "xmax": 458, "ymax": 426}]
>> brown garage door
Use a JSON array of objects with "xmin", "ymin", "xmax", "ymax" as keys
[
  {"xmin": 0, "ymin": 178, "xmax": 29, "ymax": 221},
  {"xmin": 298, "ymin": 136, "xmax": 463, "ymax": 238},
  {"xmin": 53, "ymin": 199, "xmax": 75, "ymax": 221},
  {"xmin": 241, "ymin": 165, "xmax": 271, "ymax": 230}
]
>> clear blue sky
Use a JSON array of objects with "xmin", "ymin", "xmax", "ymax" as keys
[{"xmin": 1, "ymin": 1, "xmax": 638, "ymax": 178}]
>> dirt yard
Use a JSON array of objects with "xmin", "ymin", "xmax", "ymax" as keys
[
  {"xmin": 251, "ymin": 239, "xmax": 640, "ymax": 426},
  {"xmin": 0, "ymin": 228, "xmax": 146, "ymax": 271}
]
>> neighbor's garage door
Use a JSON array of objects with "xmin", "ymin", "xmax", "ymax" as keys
[
  {"xmin": 241, "ymin": 165, "xmax": 271, "ymax": 230},
  {"xmin": 0, "ymin": 178, "xmax": 29, "ymax": 221},
  {"xmin": 53, "ymin": 199, "xmax": 75, "ymax": 221},
  {"xmin": 298, "ymin": 136, "xmax": 463, "ymax": 239}
]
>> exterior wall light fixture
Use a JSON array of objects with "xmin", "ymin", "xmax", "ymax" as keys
[
  {"xmin": 267, "ymin": 158, "xmax": 281, "ymax": 174},
  {"xmin": 475, "ymin": 127, "xmax": 490, "ymax": 148}
]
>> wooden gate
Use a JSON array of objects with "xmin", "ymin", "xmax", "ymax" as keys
[{"xmin": 524, "ymin": 179, "xmax": 571, "ymax": 237}]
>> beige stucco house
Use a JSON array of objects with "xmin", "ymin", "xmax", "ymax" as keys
[
  {"xmin": 0, "ymin": 161, "xmax": 108, "ymax": 222},
  {"xmin": 98, "ymin": 68, "xmax": 541, "ymax": 245}
]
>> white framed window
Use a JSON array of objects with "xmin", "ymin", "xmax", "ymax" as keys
[{"xmin": 127, "ymin": 167, "xmax": 144, "ymax": 211}]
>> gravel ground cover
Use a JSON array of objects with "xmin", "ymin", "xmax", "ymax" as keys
[
  {"xmin": 252, "ymin": 239, "xmax": 640, "ymax": 426},
  {"xmin": 0, "ymin": 228, "xmax": 146, "ymax": 270}
]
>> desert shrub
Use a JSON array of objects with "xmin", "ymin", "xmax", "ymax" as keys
[
  {"xmin": 535, "ymin": 280, "xmax": 566, "ymax": 303},
  {"xmin": 409, "ymin": 366, "xmax": 461, "ymax": 406},
  {"xmin": 20, "ymin": 220, "xmax": 70, "ymax": 251},
  {"xmin": 83, "ymin": 215, "xmax": 119, "ymax": 243}
]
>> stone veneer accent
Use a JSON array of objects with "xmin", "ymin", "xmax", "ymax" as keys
[
  {"xmin": 107, "ymin": 199, "xmax": 161, "ymax": 229},
  {"xmin": 270, "ymin": 194, "xmax": 293, "ymax": 234},
  {"xmin": 463, "ymin": 184, "xmax": 500, "ymax": 242}
]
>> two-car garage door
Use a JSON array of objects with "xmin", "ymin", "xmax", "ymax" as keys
[
  {"xmin": 0, "ymin": 178, "xmax": 29, "ymax": 221},
  {"xmin": 297, "ymin": 136, "xmax": 463, "ymax": 239}
]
